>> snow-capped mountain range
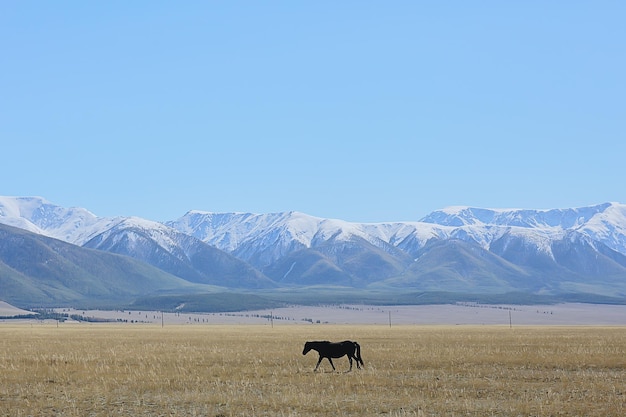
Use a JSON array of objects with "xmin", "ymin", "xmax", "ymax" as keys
[
  {"xmin": 2, "ymin": 196, "xmax": 626, "ymax": 303},
  {"xmin": 167, "ymin": 202, "xmax": 626, "ymax": 263}
]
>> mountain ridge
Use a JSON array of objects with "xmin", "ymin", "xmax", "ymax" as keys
[{"xmin": 2, "ymin": 196, "xmax": 626, "ymax": 306}]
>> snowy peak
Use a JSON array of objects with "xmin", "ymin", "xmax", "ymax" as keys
[
  {"xmin": 0, "ymin": 196, "xmax": 102, "ymax": 243},
  {"xmin": 576, "ymin": 203, "xmax": 626, "ymax": 255},
  {"xmin": 421, "ymin": 203, "xmax": 614, "ymax": 229},
  {"xmin": 0, "ymin": 196, "xmax": 97, "ymax": 228},
  {"xmin": 167, "ymin": 210, "xmax": 366, "ymax": 252},
  {"xmin": 84, "ymin": 216, "xmax": 186, "ymax": 255}
]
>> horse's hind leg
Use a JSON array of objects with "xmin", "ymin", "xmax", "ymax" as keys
[{"xmin": 327, "ymin": 358, "xmax": 336, "ymax": 371}]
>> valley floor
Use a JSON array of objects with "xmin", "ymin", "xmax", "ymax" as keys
[
  {"xmin": 1, "ymin": 324, "xmax": 625, "ymax": 416},
  {"xmin": 31, "ymin": 302, "xmax": 626, "ymax": 326}
]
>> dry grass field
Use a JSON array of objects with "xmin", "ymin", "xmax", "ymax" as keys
[{"xmin": 0, "ymin": 324, "xmax": 625, "ymax": 416}]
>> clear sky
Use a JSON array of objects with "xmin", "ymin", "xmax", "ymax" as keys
[{"xmin": 2, "ymin": 2, "xmax": 624, "ymax": 222}]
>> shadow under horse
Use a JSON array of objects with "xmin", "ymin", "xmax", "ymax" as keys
[{"xmin": 302, "ymin": 340, "xmax": 364, "ymax": 371}]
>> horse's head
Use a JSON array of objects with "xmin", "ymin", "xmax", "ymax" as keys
[{"xmin": 302, "ymin": 342, "xmax": 312, "ymax": 355}]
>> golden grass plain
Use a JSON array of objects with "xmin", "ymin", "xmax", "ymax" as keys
[{"xmin": 0, "ymin": 324, "xmax": 625, "ymax": 416}]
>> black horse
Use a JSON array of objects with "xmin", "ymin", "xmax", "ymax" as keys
[{"xmin": 302, "ymin": 340, "xmax": 364, "ymax": 371}]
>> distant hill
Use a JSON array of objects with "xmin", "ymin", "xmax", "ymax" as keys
[
  {"xmin": 0, "ymin": 300, "xmax": 36, "ymax": 317},
  {"xmin": 0, "ymin": 223, "xmax": 200, "ymax": 306}
]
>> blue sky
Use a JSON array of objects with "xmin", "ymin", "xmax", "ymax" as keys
[{"xmin": 2, "ymin": 2, "xmax": 624, "ymax": 222}]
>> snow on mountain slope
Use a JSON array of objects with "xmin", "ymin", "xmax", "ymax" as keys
[
  {"xmin": 416, "ymin": 203, "xmax": 625, "ymax": 258},
  {"xmin": 4, "ymin": 197, "xmax": 626, "ymax": 260},
  {"xmin": 0, "ymin": 196, "xmax": 65, "ymax": 235},
  {"xmin": 169, "ymin": 211, "xmax": 350, "ymax": 247},
  {"xmin": 575, "ymin": 202, "xmax": 626, "ymax": 254},
  {"xmin": 85, "ymin": 216, "xmax": 188, "ymax": 256},
  {"xmin": 421, "ymin": 203, "xmax": 612, "ymax": 229},
  {"xmin": 173, "ymin": 211, "xmax": 416, "ymax": 250},
  {"xmin": 0, "ymin": 197, "xmax": 204, "ymax": 250},
  {"xmin": 0, "ymin": 196, "xmax": 117, "ymax": 244},
  {"xmin": 166, "ymin": 211, "xmax": 379, "ymax": 263},
  {"xmin": 166, "ymin": 203, "xmax": 626, "ymax": 262}
]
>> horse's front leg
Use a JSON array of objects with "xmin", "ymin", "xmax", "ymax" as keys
[
  {"xmin": 327, "ymin": 358, "xmax": 336, "ymax": 371},
  {"xmin": 314, "ymin": 356, "xmax": 324, "ymax": 371}
]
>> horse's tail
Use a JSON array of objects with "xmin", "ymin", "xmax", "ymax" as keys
[{"xmin": 354, "ymin": 342, "xmax": 364, "ymax": 367}]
